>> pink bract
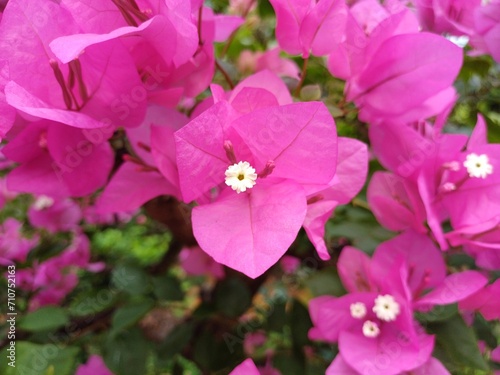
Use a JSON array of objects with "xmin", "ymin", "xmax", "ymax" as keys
[
  {"xmin": 3, "ymin": 121, "xmax": 114, "ymax": 198},
  {"xmin": 76, "ymin": 355, "xmax": 114, "ymax": 375},
  {"xmin": 309, "ymin": 230, "xmax": 486, "ymax": 374},
  {"xmin": 176, "ymin": 100, "xmax": 337, "ymax": 278},
  {"xmin": 269, "ymin": 0, "xmax": 348, "ymax": 57}
]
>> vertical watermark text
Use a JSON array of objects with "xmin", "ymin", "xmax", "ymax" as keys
[{"xmin": 6, "ymin": 264, "xmax": 16, "ymax": 368}]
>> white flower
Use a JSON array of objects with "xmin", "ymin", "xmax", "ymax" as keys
[
  {"xmin": 225, "ymin": 161, "xmax": 258, "ymax": 194},
  {"xmin": 463, "ymin": 153, "xmax": 493, "ymax": 179},
  {"xmin": 373, "ymin": 294, "xmax": 400, "ymax": 322},
  {"xmin": 350, "ymin": 302, "xmax": 367, "ymax": 319},
  {"xmin": 362, "ymin": 320, "xmax": 380, "ymax": 338},
  {"xmin": 33, "ymin": 195, "xmax": 54, "ymax": 211}
]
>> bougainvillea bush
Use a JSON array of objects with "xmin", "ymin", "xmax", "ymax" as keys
[{"xmin": 1, "ymin": 0, "xmax": 500, "ymax": 374}]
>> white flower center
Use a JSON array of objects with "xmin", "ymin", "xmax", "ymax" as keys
[
  {"xmin": 225, "ymin": 161, "xmax": 257, "ymax": 194},
  {"xmin": 33, "ymin": 195, "xmax": 54, "ymax": 211},
  {"xmin": 350, "ymin": 302, "xmax": 367, "ymax": 319},
  {"xmin": 373, "ymin": 294, "xmax": 400, "ymax": 322},
  {"xmin": 463, "ymin": 153, "xmax": 493, "ymax": 179},
  {"xmin": 362, "ymin": 320, "xmax": 380, "ymax": 338}
]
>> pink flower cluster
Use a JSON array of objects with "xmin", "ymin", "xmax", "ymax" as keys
[{"xmin": 308, "ymin": 231, "xmax": 487, "ymax": 374}]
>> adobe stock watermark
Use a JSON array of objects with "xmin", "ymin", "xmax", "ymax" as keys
[{"xmin": 5, "ymin": 264, "xmax": 16, "ymax": 368}]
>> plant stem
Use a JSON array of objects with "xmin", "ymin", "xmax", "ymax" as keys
[
  {"xmin": 294, "ymin": 56, "xmax": 309, "ymax": 97},
  {"xmin": 215, "ymin": 59, "xmax": 235, "ymax": 89},
  {"xmin": 220, "ymin": 0, "xmax": 256, "ymax": 58}
]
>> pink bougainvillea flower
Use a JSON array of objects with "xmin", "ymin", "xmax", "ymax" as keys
[
  {"xmin": 0, "ymin": 0, "xmax": 146, "ymax": 129},
  {"xmin": 254, "ymin": 48, "xmax": 300, "ymax": 79},
  {"xmin": 446, "ymin": 219, "xmax": 500, "ymax": 270},
  {"xmin": 237, "ymin": 48, "xmax": 300, "ymax": 79},
  {"xmin": 229, "ymin": 358, "xmax": 281, "ymax": 375},
  {"xmin": 459, "ymin": 279, "xmax": 500, "ymax": 321},
  {"xmin": 439, "ymin": 119, "xmax": 500, "ymax": 231},
  {"xmin": 179, "ymin": 246, "xmax": 225, "ymax": 279},
  {"xmin": 327, "ymin": 9, "xmax": 461, "ymax": 124},
  {"xmin": 309, "ymin": 230, "xmax": 486, "ymax": 374},
  {"xmin": 470, "ymin": 0, "xmax": 500, "ymax": 63},
  {"xmin": 243, "ymin": 331, "xmax": 267, "ymax": 356},
  {"xmin": 309, "ymin": 292, "xmax": 433, "ymax": 375},
  {"xmin": 428, "ymin": 115, "xmax": 500, "ymax": 251},
  {"xmin": 0, "ymin": 61, "xmax": 15, "ymax": 141},
  {"xmin": 96, "ymin": 105, "xmax": 186, "ymax": 214},
  {"xmin": 303, "ymin": 137, "xmax": 368, "ymax": 260},
  {"xmin": 326, "ymin": 355, "xmax": 450, "ymax": 375},
  {"xmin": 346, "ymin": 31, "xmax": 462, "ymax": 124},
  {"xmin": 76, "ymin": 355, "xmax": 114, "ymax": 375},
  {"xmin": 202, "ymin": 69, "xmax": 293, "ymax": 118},
  {"xmin": 51, "ymin": 0, "xmax": 198, "ymax": 68},
  {"xmin": 280, "ymin": 255, "xmax": 301, "ymax": 274},
  {"xmin": 415, "ymin": 0, "xmax": 481, "ymax": 36},
  {"xmin": 369, "ymin": 231, "xmax": 487, "ymax": 309},
  {"xmin": 367, "ymin": 171, "xmax": 428, "ymax": 234},
  {"xmin": 327, "ymin": 8, "xmax": 420, "ymax": 81},
  {"xmin": 96, "ymin": 162, "xmax": 175, "ymax": 214},
  {"xmin": 0, "ymin": 146, "xmax": 14, "ymax": 170},
  {"xmin": 269, "ymin": 0, "xmax": 348, "ymax": 57},
  {"xmin": 147, "ymin": 5, "xmax": 241, "ymax": 99},
  {"xmin": 367, "ymin": 118, "xmax": 489, "ymax": 249},
  {"xmin": 0, "ymin": 218, "xmax": 38, "ymax": 266},
  {"xmin": 17, "ymin": 233, "xmax": 103, "ymax": 310},
  {"xmin": 492, "ymin": 346, "xmax": 500, "ymax": 363},
  {"xmin": 230, "ymin": 359, "xmax": 260, "ymax": 375},
  {"xmin": 50, "ymin": 0, "xmax": 220, "ymax": 101},
  {"xmin": 0, "ymin": 176, "xmax": 16, "ymax": 210},
  {"xmin": 175, "ymin": 100, "xmax": 337, "ymax": 278},
  {"xmin": 28, "ymin": 195, "xmax": 82, "ymax": 233},
  {"xmin": 191, "ymin": 69, "xmax": 292, "ymax": 120},
  {"xmin": 3, "ymin": 121, "xmax": 113, "ymax": 197}
]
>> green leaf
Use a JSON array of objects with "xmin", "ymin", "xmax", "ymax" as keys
[
  {"xmin": 265, "ymin": 300, "xmax": 287, "ymax": 333},
  {"xmin": 306, "ymin": 268, "xmax": 346, "ymax": 297},
  {"xmin": 415, "ymin": 304, "xmax": 458, "ymax": 323},
  {"xmin": 104, "ymin": 328, "xmax": 150, "ymax": 375},
  {"xmin": 1, "ymin": 342, "xmax": 78, "ymax": 375},
  {"xmin": 157, "ymin": 321, "xmax": 195, "ymax": 359},
  {"xmin": 111, "ymin": 264, "xmax": 151, "ymax": 295},
  {"xmin": 19, "ymin": 307, "xmax": 69, "ymax": 332},
  {"xmin": 110, "ymin": 299, "xmax": 154, "ymax": 335},
  {"xmin": 273, "ymin": 352, "xmax": 305, "ymax": 375},
  {"xmin": 458, "ymin": 56, "xmax": 492, "ymax": 82},
  {"xmin": 257, "ymin": 0, "xmax": 274, "ymax": 17},
  {"xmin": 193, "ymin": 329, "xmax": 240, "ymax": 372},
  {"xmin": 173, "ymin": 356, "xmax": 202, "ymax": 375},
  {"xmin": 68, "ymin": 287, "xmax": 117, "ymax": 318},
  {"xmin": 152, "ymin": 275, "xmax": 183, "ymax": 301},
  {"xmin": 428, "ymin": 315, "xmax": 490, "ymax": 372},
  {"xmin": 289, "ymin": 299, "xmax": 313, "ymax": 348},
  {"xmin": 214, "ymin": 278, "xmax": 251, "ymax": 318}
]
